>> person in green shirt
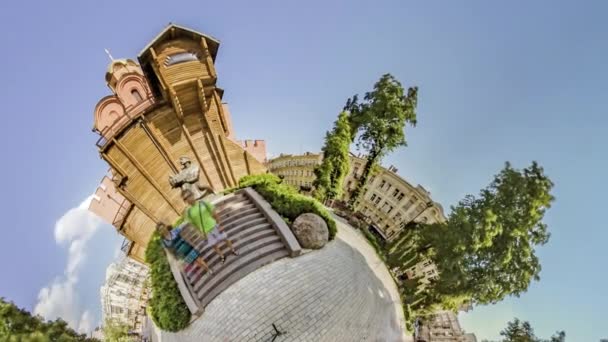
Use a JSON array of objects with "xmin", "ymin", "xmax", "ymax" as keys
[{"xmin": 181, "ymin": 188, "xmax": 238, "ymax": 263}]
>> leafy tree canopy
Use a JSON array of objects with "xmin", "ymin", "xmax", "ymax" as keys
[
  {"xmin": 313, "ymin": 111, "xmax": 352, "ymax": 201},
  {"xmin": 421, "ymin": 162, "xmax": 555, "ymax": 305},
  {"xmin": 481, "ymin": 318, "xmax": 565, "ymax": 342},
  {"xmin": 0, "ymin": 297, "xmax": 98, "ymax": 341},
  {"xmin": 344, "ymin": 74, "xmax": 418, "ymax": 205}
]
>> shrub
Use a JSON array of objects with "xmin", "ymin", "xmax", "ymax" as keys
[
  {"xmin": 361, "ymin": 227, "xmax": 387, "ymax": 261},
  {"xmin": 236, "ymin": 174, "xmax": 337, "ymax": 240},
  {"xmin": 145, "ymin": 233, "xmax": 191, "ymax": 332},
  {"xmin": 403, "ymin": 304, "xmax": 414, "ymax": 333}
]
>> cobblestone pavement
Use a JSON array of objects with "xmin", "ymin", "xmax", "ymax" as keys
[{"xmin": 152, "ymin": 219, "xmax": 405, "ymax": 342}]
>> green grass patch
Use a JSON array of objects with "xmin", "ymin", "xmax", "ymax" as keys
[
  {"xmin": 234, "ymin": 174, "xmax": 337, "ymax": 240},
  {"xmin": 145, "ymin": 233, "xmax": 191, "ymax": 332}
]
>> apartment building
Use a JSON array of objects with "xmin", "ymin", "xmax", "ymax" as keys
[{"xmin": 100, "ymin": 257, "xmax": 150, "ymax": 336}]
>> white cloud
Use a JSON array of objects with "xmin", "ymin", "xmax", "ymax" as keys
[
  {"xmin": 78, "ymin": 310, "xmax": 94, "ymax": 333},
  {"xmin": 34, "ymin": 195, "xmax": 103, "ymax": 334},
  {"xmin": 34, "ymin": 277, "xmax": 79, "ymax": 327}
]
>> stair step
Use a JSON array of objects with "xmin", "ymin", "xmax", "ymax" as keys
[
  {"xmin": 215, "ymin": 192, "xmax": 248, "ymax": 209},
  {"xmin": 217, "ymin": 207, "xmax": 260, "ymax": 227},
  {"xmin": 215, "ymin": 199, "xmax": 255, "ymax": 217},
  {"xmin": 187, "ymin": 226, "xmax": 277, "ymax": 279},
  {"xmin": 190, "ymin": 223, "xmax": 274, "ymax": 267},
  {"xmin": 221, "ymin": 212, "xmax": 265, "ymax": 231},
  {"xmin": 200, "ymin": 248, "xmax": 289, "ymax": 307},
  {"xmin": 191, "ymin": 216, "xmax": 269, "ymax": 251},
  {"xmin": 193, "ymin": 235, "xmax": 284, "ymax": 293},
  {"xmin": 217, "ymin": 203, "xmax": 257, "ymax": 221}
]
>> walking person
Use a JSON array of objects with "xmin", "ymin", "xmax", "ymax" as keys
[
  {"xmin": 181, "ymin": 188, "xmax": 238, "ymax": 262},
  {"xmin": 156, "ymin": 222, "xmax": 213, "ymax": 275}
]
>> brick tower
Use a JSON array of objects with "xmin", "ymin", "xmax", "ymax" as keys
[{"xmin": 89, "ymin": 24, "xmax": 267, "ymax": 262}]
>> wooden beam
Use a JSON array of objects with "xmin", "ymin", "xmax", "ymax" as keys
[
  {"xmin": 112, "ymin": 138, "xmax": 181, "ymax": 216},
  {"xmin": 211, "ymin": 91, "xmax": 237, "ymax": 185},
  {"xmin": 169, "ymin": 101, "xmax": 214, "ymax": 190},
  {"xmin": 139, "ymin": 119, "xmax": 179, "ymax": 174},
  {"xmin": 101, "ymin": 153, "xmax": 160, "ymax": 224},
  {"xmin": 244, "ymin": 151, "xmax": 251, "ymax": 175},
  {"xmin": 118, "ymin": 185, "xmax": 159, "ymax": 224},
  {"xmin": 213, "ymin": 87, "xmax": 230, "ymax": 135},
  {"xmin": 200, "ymin": 37, "xmax": 217, "ymax": 78},
  {"xmin": 218, "ymin": 134, "xmax": 238, "ymax": 186},
  {"xmin": 195, "ymin": 81, "xmax": 232, "ymax": 188},
  {"xmin": 170, "ymin": 89, "xmax": 184, "ymax": 120},
  {"xmin": 100, "ymin": 152, "xmax": 128, "ymax": 181}
]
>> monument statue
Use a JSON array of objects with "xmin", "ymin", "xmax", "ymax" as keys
[{"xmin": 169, "ymin": 156, "xmax": 214, "ymax": 200}]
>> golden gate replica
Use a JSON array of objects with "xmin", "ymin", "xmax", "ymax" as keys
[{"xmin": 88, "ymin": 24, "xmax": 269, "ymax": 263}]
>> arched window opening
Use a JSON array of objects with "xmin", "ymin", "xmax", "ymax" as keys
[{"xmin": 131, "ymin": 89, "xmax": 143, "ymax": 103}]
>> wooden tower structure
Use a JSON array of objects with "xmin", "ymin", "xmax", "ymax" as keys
[{"xmin": 89, "ymin": 24, "xmax": 267, "ymax": 262}]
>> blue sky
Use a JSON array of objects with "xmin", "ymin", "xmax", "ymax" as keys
[{"xmin": 0, "ymin": 0, "xmax": 605, "ymax": 340}]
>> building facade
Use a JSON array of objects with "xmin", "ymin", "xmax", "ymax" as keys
[
  {"xmin": 267, "ymin": 152, "xmax": 446, "ymax": 240},
  {"xmin": 88, "ymin": 24, "xmax": 268, "ymax": 262},
  {"xmin": 416, "ymin": 311, "xmax": 476, "ymax": 342},
  {"xmin": 267, "ymin": 152, "xmax": 322, "ymax": 188},
  {"xmin": 392, "ymin": 259, "xmax": 440, "ymax": 286},
  {"xmin": 101, "ymin": 257, "xmax": 150, "ymax": 336},
  {"xmin": 344, "ymin": 154, "xmax": 446, "ymax": 240}
]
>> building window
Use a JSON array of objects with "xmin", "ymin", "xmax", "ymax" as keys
[
  {"xmin": 131, "ymin": 89, "xmax": 143, "ymax": 103},
  {"xmin": 374, "ymin": 197, "xmax": 381, "ymax": 205},
  {"xmin": 370, "ymin": 194, "xmax": 376, "ymax": 201},
  {"xmin": 397, "ymin": 193, "xmax": 404, "ymax": 201},
  {"xmin": 393, "ymin": 189, "xmax": 400, "ymax": 197},
  {"xmin": 380, "ymin": 180, "xmax": 386, "ymax": 188},
  {"xmin": 387, "ymin": 206, "xmax": 394, "ymax": 214},
  {"xmin": 404, "ymin": 198, "xmax": 416, "ymax": 210},
  {"xmin": 165, "ymin": 52, "xmax": 199, "ymax": 66}
]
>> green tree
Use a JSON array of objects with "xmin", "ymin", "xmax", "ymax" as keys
[
  {"xmin": 495, "ymin": 318, "xmax": 565, "ymax": 342},
  {"xmin": 0, "ymin": 297, "xmax": 98, "ymax": 341},
  {"xmin": 499, "ymin": 318, "xmax": 538, "ymax": 342},
  {"xmin": 103, "ymin": 319, "xmax": 134, "ymax": 342},
  {"xmin": 313, "ymin": 111, "xmax": 352, "ymax": 202},
  {"xmin": 344, "ymin": 74, "xmax": 418, "ymax": 206},
  {"xmin": 548, "ymin": 331, "xmax": 566, "ymax": 342},
  {"xmin": 420, "ymin": 162, "xmax": 555, "ymax": 306}
]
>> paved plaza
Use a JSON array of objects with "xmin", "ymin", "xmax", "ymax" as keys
[{"xmin": 150, "ymin": 218, "xmax": 406, "ymax": 342}]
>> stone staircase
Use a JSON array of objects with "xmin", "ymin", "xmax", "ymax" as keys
[{"xmin": 167, "ymin": 187, "xmax": 302, "ymax": 315}]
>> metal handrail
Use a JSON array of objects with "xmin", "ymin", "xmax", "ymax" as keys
[{"xmin": 121, "ymin": 238, "xmax": 133, "ymax": 254}]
